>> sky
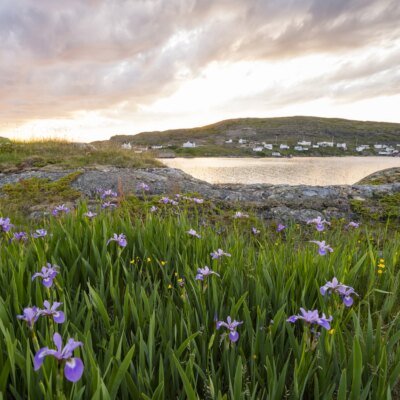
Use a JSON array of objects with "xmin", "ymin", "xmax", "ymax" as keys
[{"xmin": 1, "ymin": 0, "xmax": 400, "ymax": 142}]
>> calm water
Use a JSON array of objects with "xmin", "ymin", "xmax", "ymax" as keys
[{"xmin": 160, "ymin": 157, "xmax": 400, "ymax": 185}]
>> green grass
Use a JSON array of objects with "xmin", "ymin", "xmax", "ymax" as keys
[
  {"xmin": 0, "ymin": 140, "xmax": 162, "ymax": 173},
  {"xmin": 1, "ymin": 198, "xmax": 400, "ymax": 399}
]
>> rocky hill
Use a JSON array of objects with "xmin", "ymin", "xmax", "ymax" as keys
[{"xmin": 108, "ymin": 116, "xmax": 400, "ymax": 147}]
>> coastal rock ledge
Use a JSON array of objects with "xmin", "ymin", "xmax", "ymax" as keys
[{"xmin": 0, "ymin": 167, "xmax": 399, "ymax": 222}]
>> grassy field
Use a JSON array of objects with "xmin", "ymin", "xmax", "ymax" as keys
[
  {"xmin": 0, "ymin": 139, "xmax": 161, "ymax": 173},
  {"xmin": 1, "ymin": 193, "xmax": 400, "ymax": 399}
]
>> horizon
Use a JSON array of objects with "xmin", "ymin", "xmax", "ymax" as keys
[{"xmin": 1, "ymin": 0, "xmax": 400, "ymax": 142}]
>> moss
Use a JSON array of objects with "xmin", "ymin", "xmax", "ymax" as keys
[
  {"xmin": 350, "ymin": 193, "xmax": 400, "ymax": 221},
  {"xmin": 0, "ymin": 172, "xmax": 82, "ymax": 216}
]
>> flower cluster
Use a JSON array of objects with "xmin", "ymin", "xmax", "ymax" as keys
[
  {"xmin": 377, "ymin": 258, "xmax": 385, "ymax": 274},
  {"xmin": 320, "ymin": 277, "xmax": 358, "ymax": 307},
  {"xmin": 17, "ymin": 301, "xmax": 65, "ymax": 328},
  {"xmin": 17, "ymin": 261, "xmax": 84, "ymax": 383},
  {"xmin": 159, "ymin": 197, "xmax": 178, "ymax": 205}
]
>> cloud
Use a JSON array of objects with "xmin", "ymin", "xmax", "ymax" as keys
[{"xmin": 0, "ymin": 0, "xmax": 399, "ymax": 131}]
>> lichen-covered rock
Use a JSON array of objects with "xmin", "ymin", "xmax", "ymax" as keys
[{"xmin": 356, "ymin": 167, "xmax": 400, "ymax": 185}]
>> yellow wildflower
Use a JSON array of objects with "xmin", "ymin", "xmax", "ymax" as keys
[
  {"xmin": 147, "ymin": 257, "xmax": 151, "ymax": 262},
  {"xmin": 167, "ymin": 284, "xmax": 173, "ymax": 289},
  {"xmin": 328, "ymin": 329, "xmax": 335, "ymax": 335},
  {"xmin": 378, "ymin": 270, "xmax": 383, "ymax": 274},
  {"xmin": 161, "ymin": 261, "xmax": 167, "ymax": 266}
]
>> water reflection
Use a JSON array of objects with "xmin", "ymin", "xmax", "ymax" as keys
[{"xmin": 160, "ymin": 157, "xmax": 400, "ymax": 185}]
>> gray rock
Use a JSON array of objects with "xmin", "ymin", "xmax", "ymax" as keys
[{"xmin": 1, "ymin": 167, "xmax": 399, "ymax": 222}]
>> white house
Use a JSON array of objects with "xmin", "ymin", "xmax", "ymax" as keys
[
  {"xmin": 356, "ymin": 145, "xmax": 370, "ymax": 152},
  {"xmin": 272, "ymin": 152, "xmax": 281, "ymax": 157},
  {"xmin": 374, "ymin": 144, "xmax": 384, "ymax": 149},
  {"xmin": 263, "ymin": 144, "xmax": 273, "ymax": 150},
  {"xmin": 317, "ymin": 141, "xmax": 334, "ymax": 147},
  {"xmin": 378, "ymin": 151, "xmax": 392, "ymax": 156},
  {"xmin": 238, "ymin": 138, "xmax": 247, "ymax": 144},
  {"xmin": 182, "ymin": 141, "xmax": 196, "ymax": 148},
  {"xmin": 298, "ymin": 141, "xmax": 311, "ymax": 146},
  {"xmin": 121, "ymin": 143, "xmax": 132, "ymax": 149},
  {"xmin": 225, "ymin": 139, "xmax": 233, "ymax": 143},
  {"xmin": 151, "ymin": 145, "xmax": 163, "ymax": 149},
  {"xmin": 312, "ymin": 145, "xmax": 320, "ymax": 148},
  {"xmin": 280, "ymin": 144, "xmax": 290, "ymax": 150},
  {"xmin": 294, "ymin": 146, "xmax": 304, "ymax": 151},
  {"xmin": 253, "ymin": 146, "xmax": 264, "ymax": 152},
  {"xmin": 336, "ymin": 143, "xmax": 347, "ymax": 149}
]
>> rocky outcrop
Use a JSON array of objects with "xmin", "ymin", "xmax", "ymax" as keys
[
  {"xmin": 356, "ymin": 167, "xmax": 400, "ymax": 185},
  {"xmin": 1, "ymin": 166, "xmax": 399, "ymax": 221}
]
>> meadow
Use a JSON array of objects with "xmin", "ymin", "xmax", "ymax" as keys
[{"xmin": 0, "ymin": 192, "xmax": 400, "ymax": 399}]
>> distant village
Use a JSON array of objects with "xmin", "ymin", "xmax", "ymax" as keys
[{"xmin": 120, "ymin": 138, "xmax": 400, "ymax": 157}]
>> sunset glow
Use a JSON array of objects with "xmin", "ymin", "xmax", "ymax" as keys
[{"xmin": 1, "ymin": 0, "xmax": 400, "ymax": 142}]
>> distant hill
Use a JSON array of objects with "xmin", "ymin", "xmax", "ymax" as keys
[{"xmin": 108, "ymin": 116, "xmax": 400, "ymax": 146}]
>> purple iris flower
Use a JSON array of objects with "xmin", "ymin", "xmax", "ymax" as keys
[
  {"xmin": 251, "ymin": 227, "xmax": 260, "ymax": 235},
  {"xmin": 277, "ymin": 223, "xmax": 286, "ymax": 232},
  {"xmin": 187, "ymin": 229, "xmax": 201, "ymax": 238},
  {"xmin": 307, "ymin": 216, "xmax": 331, "ymax": 232},
  {"xmin": 17, "ymin": 307, "xmax": 40, "ymax": 329},
  {"xmin": 346, "ymin": 221, "xmax": 360, "ymax": 229},
  {"xmin": 32, "ymin": 229, "xmax": 47, "ymax": 238},
  {"xmin": 102, "ymin": 201, "xmax": 117, "ymax": 209},
  {"xmin": 287, "ymin": 308, "xmax": 333, "ymax": 330},
  {"xmin": 38, "ymin": 301, "xmax": 65, "ymax": 323},
  {"xmin": 150, "ymin": 206, "xmax": 158, "ymax": 212},
  {"xmin": 192, "ymin": 198, "xmax": 204, "ymax": 204},
  {"xmin": 83, "ymin": 211, "xmax": 97, "ymax": 219},
  {"xmin": 195, "ymin": 266, "xmax": 220, "ymax": 281},
  {"xmin": 13, "ymin": 231, "xmax": 28, "ymax": 241},
  {"xmin": 210, "ymin": 249, "xmax": 231, "ymax": 259},
  {"xmin": 234, "ymin": 211, "xmax": 249, "ymax": 219},
  {"xmin": 309, "ymin": 240, "xmax": 333, "ymax": 256},
  {"xmin": 52, "ymin": 204, "xmax": 70, "ymax": 216},
  {"xmin": 321, "ymin": 278, "xmax": 358, "ymax": 307},
  {"xmin": 34, "ymin": 333, "xmax": 84, "ymax": 382},
  {"xmin": 32, "ymin": 263, "xmax": 60, "ymax": 288},
  {"xmin": 101, "ymin": 189, "xmax": 118, "ymax": 199},
  {"xmin": 160, "ymin": 197, "xmax": 170, "ymax": 204},
  {"xmin": 137, "ymin": 182, "xmax": 150, "ymax": 192},
  {"xmin": 216, "ymin": 316, "xmax": 243, "ymax": 343},
  {"xmin": 0, "ymin": 217, "xmax": 13, "ymax": 232},
  {"xmin": 107, "ymin": 233, "xmax": 127, "ymax": 247}
]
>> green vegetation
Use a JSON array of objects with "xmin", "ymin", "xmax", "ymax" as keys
[
  {"xmin": 1, "ymin": 197, "xmax": 400, "ymax": 398},
  {"xmin": 0, "ymin": 173, "xmax": 82, "ymax": 218},
  {"xmin": 0, "ymin": 140, "xmax": 161, "ymax": 173},
  {"xmin": 351, "ymin": 192, "xmax": 400, "ymax": 220}
]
